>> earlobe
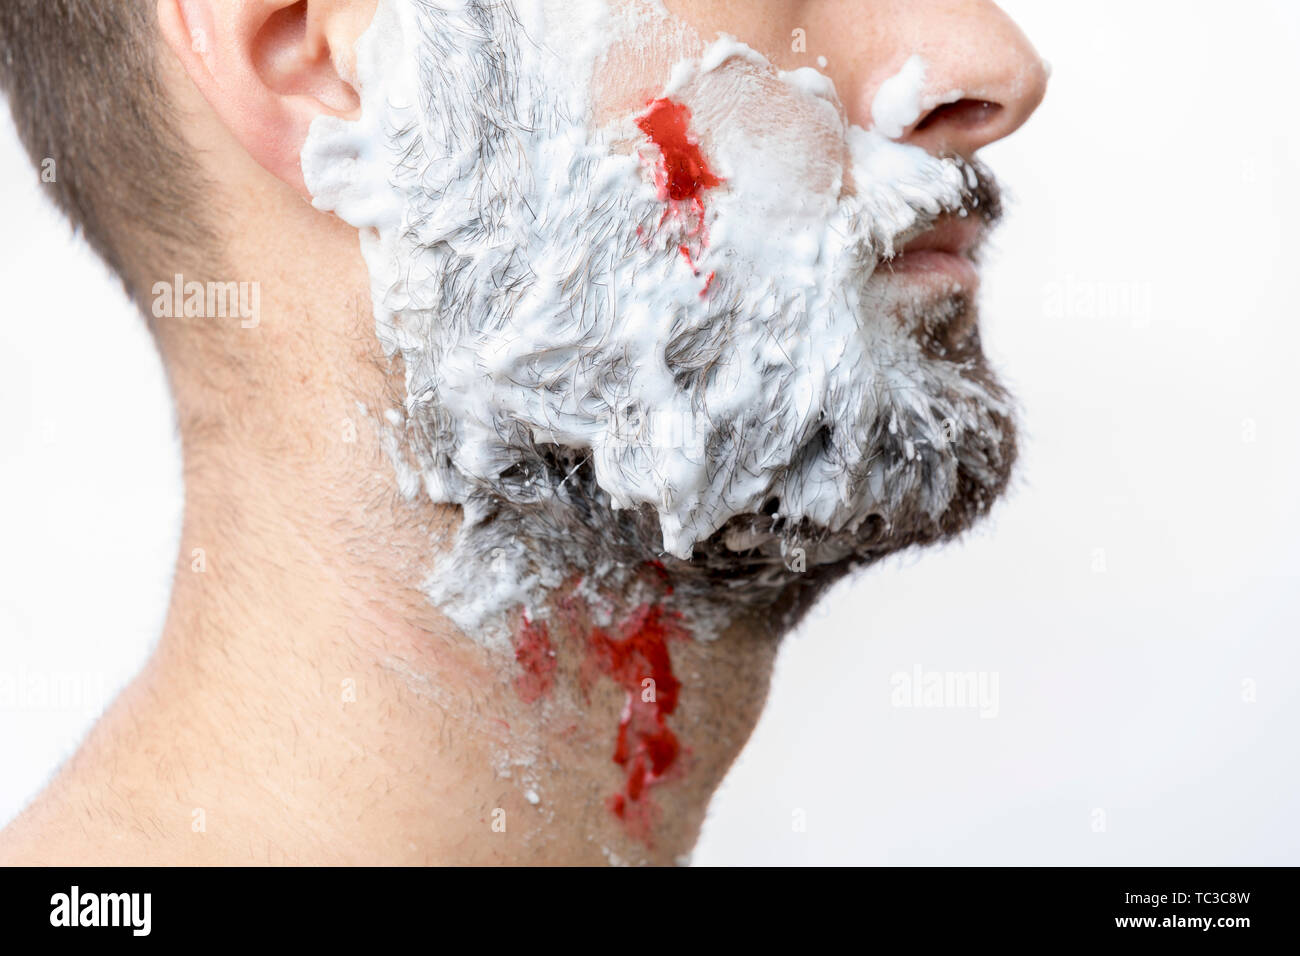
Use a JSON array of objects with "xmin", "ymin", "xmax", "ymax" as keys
[{"xmin": 157, "ymin": 0, "xmax": 361, "ymax": 195}]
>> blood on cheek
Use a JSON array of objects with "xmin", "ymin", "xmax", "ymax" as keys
[{"xmin": 635, "ymin": 98, "xmax": 722, "ymax": 203}]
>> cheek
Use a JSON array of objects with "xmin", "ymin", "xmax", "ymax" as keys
[
  {"xmin": 550, "ymin": 4, "xmax": 851, "ymax": 211},
  {"xmin": 682, "ymin": 62, "xmax": 851, "ymax": 219},
  {"xmin": 576, "ymin": 3, "xmax": 706, "ymax": 127}
]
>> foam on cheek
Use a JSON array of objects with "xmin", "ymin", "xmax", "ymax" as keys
[
  {"xmin": 611, "ymin": 42, "xmax": 970, "ymax": 549},
  {"xmin": 301, "ymin": 1, "xmax": 998, "ymax": 647},
  {"xmin": 664, "ymin": 39, "xmax": 965, "ymax": 271}
]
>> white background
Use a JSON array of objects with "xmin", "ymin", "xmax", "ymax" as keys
[{"xmin": 2, "ymin": 0, "xmax": 1297, "ymax": 864}]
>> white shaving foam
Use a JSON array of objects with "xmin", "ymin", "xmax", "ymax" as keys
[
  {"xmin": 302, "ymin": 0, "xmax": 1013, "ymax": 647},
  {"xmin": 871, "ymin": 54, "xmax": 928, "ymax": 139}
]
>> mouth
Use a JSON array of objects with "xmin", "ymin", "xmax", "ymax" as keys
[{"xmin": 878, "ymin": 215, "xmax": 985, "ymax": 290}]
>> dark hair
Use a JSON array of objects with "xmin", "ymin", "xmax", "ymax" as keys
[{"xmin": 0, "ymin": 0, "xmax": 213, "ymax": 307}]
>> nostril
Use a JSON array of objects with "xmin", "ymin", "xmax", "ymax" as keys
[{"xmin": 914, "ymin": 99, "xmax": 1003, "ymax": 133}]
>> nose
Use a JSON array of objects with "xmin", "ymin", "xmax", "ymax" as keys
[{"xmin": 838, "ymin": 0, "xmax": 1049, "ymax": 157}]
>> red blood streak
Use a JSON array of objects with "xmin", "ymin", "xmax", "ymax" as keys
[
  {"xmin": 586, "ymin": 601, "xmax": 689, "ymax": 845},
  {"xmin": 636, "ymin": 99, "xmax": 722, "ymax": 203},
  {"xmin": 512, "ymin": 614, "xmax": 556, "ymax": 703},
  {"xmin": 646, "ymin": 560, "xmax": 674, "ymax": 596}
]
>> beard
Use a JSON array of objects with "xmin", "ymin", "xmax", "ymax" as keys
[{"xmin": 302, "ymin": 0, "xmax": 1018, "ymax": 645}]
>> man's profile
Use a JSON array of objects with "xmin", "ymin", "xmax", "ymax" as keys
[{"xmin": 0, "ymin": 0, "xmax": 1046, "ymax": 865}]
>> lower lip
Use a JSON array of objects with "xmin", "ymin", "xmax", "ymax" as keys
[{"xmin": 879, "ymin": 250, "xmax": 980, "ymax": 291}]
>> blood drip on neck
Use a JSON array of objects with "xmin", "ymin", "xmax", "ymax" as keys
[
  {"xmin": 586, "ymin": 600, "xmax": 689, "ymax": 846},
  {"xmin": 512, "ymin": 614, "xmax": 556, "ymax": 703},
  {"xmin": 512, "ymin": 565, "xmax": 691, "ymax": 847}
]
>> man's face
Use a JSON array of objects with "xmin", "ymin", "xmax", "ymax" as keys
[{"xmin": 303, "ymin": 0, "xmax": 1031, "ymax": 640}]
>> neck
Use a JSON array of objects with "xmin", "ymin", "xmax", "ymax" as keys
[{"xmin": 1, "ymin": 304, "xmax": 780, "ymax": 865}]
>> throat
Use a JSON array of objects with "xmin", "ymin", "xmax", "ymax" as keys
[{"xmin": 454, "ymin": 563, "xmax": 781, "ymax": 864}]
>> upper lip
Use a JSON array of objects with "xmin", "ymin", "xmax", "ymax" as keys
[{"xmin": 896, "ymin": 215, "xmax": 985, "ymax": 259}]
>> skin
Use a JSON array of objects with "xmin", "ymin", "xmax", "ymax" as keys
[{"xmin": 0, "ymin": 0, "xmax": 1046, "ymax": 865}]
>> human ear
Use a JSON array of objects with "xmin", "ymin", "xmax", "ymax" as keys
[{"xmin": 157, "ymin": 0, "xmax": 370, "ymax": 194}]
